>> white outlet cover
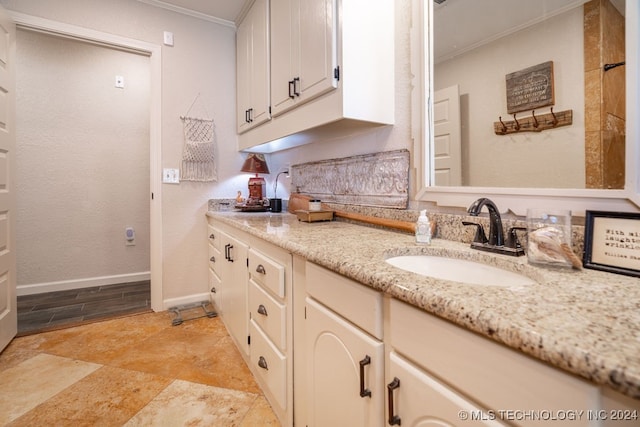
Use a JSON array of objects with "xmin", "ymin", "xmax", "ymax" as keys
[
  {"xmin": 162, "ymin": 168, "xmax": 180, "ymax": 184},
  {"xmin": 115, "ymin": 75, "xmax": 124, "ymax": 88}
]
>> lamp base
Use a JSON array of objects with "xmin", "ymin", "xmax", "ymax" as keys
[{"xmin": 248, "ymin": 176, "xmax": 266, "ymax": 200}]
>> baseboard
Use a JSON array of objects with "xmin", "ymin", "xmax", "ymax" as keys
[
  {"xmin": 17, "ymin": 272, "xmax": 151, "ymax": 296},
  {"xmin": 163, "ymin": 292, "xmax": 212, "ymax": 310}
]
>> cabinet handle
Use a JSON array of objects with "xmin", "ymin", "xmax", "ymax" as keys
[
  {"xmin": 209, "ymin": 233, "xmax": 215, "ymax": 240},
  {"xmin": 248, "ymin": 108, "xmax": 253, "ymax": 123},
  {"xmin": 256, "ymin": 264, "xmax": 266, "ymax": 275},
  {"xmin": 257, "ymin": 304, "xmax": 268, "ymax": 316},
  {"xmin": 224, "ymin": 244, "xmax": 234, "ymax": 262},
  {"xmin": 210, "ymin": 256, "xmax": 215, "ymax": 263},
  {"xmin": 245, "ymin": 109, "xmax": 249, "ymax": 123},
  {"xmin": 258, "ymin": 356, "xmax": 268, "ymax": 370},
  {"xmin": 293, "ymin": 77, "xmax": 300, "ymax": 97},
  {"xmin": 210, "ymin": 286, "xmax": 216, "ymax": 293},
  {"xmin": 288, "ymin": 79, "xmax": 295, "ymax": 99},
  {"xmin": 387, "ymin": 377, "xmax": 401, "ymax": 426},
  {"xmin": 359, "ymin": 355, "xmax": 372, "ymax": 398}
]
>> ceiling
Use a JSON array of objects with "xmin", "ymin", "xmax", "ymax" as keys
[{"xmin": 142, "ymin": 0, "xmax": 251, "ymax": 24}]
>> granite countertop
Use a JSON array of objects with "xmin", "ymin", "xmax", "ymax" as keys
[{"xmin": 207, "ymin": 210, "xmax": 640, "ymax": 400}]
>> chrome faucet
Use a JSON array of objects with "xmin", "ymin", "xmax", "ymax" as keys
[{"xmin": 464, "ymin": 198, "xmax": 525, "ymax": 256}]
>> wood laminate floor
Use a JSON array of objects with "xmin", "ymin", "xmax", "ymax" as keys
[{"xmin": 17, "ymin": 281, "xmax": 152, "ymax": 336}]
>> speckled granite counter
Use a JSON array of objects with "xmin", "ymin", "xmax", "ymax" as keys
[{"xmin": 206, "ymin": 210, "xmax": 640, "ymax": 400}]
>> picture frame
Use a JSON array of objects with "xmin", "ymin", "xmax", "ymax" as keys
[{"xmin": 583, "ymin": 210, "xmax": 640, "ymax": 278}]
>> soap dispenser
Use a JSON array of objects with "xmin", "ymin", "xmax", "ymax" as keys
[{"xmin": 415, "ymin": 210, "xmax": 431, "ymax": 244}]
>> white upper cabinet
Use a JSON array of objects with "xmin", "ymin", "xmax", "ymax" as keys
[
  {"xmin": 236, "ymin": 0, "xmax": 271, "ymax": 134},
  {"xmin": 270, "ymin": 0, "xmax": 338, "ymax": 117},
  {"xmin": 238, "ymin": 0, "xmax": 394, "ymax": 153}
]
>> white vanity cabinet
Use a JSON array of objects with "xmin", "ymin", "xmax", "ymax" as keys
[
  {"xmin": 304, "ymin": 262, "xmax": 385, "ymax": 427},
  {"xmin": 270, "ymin": 0, "xmax": 338, "ymax": 117},
  {"xmin": 206, "ymin": 221, "xmax": 250, "ymax": 356},
  {"xmin": 238, "ymin": 0, "xmax": 394, "ymax": 152},
  {"xmin": 236, "ymin": 0, "xmax": 270, "ymax": 134},
  {"xmin": 389, "ymin": 298, "xmax": 598, "ymax": 427}
]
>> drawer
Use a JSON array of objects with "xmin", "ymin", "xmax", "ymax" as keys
[
  {"xmin": 248, "ymin": 248, "xmax": 285, "ymax": 298},
  {"xmin": 249, "ymin": 279, "xmax": 286, "ymax": 350},
  {"xmin": 250, "ymin": 319, "xmax": 287, "ymax": 411},
  {"xmin": 207, "ymin": 224, "xmax": 221, "ymax": 251},
  {"xmin": 208, "ymin": 244, "xmax": 222, "ymax": 275},
  {"xmin": 306, "ymin": 261, "xmax": 383, "ymax": 340},
  {"xmin": 208, "ymin": 268, "xmax": 222, "ymax": 311}
]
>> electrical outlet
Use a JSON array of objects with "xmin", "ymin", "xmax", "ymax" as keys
[
  {"xmin": 163, "ymin": 168, "xmax": 180, "ymax": 184},
  {"xmin": 125, "ymin": 227, "xmax": 135, "ymax": 246},
  {"xmin": 115, "ymin": 75, "xmax": 124, "ymax": 88}
]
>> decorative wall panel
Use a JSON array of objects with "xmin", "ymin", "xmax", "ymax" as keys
[{"xmin": 291, "ymin": 150, "xmax": 409, "ymax": 208}]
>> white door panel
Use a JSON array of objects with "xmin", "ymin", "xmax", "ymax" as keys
[
  {"xmin": 0, "ymin": 3, "xmax": 16, "ymax": 352},
  {"xmin": 434, "ymin": 85, "xmax": 462, "ymax": 186}
]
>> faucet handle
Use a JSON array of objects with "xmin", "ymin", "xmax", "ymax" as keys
[
  {"xmin": 462, "ymin": 221, "xmax": 488, "ymax": 244},
  {"xmin": 506, "ymin": 226, "xmax": 527, "ymax": 249}
]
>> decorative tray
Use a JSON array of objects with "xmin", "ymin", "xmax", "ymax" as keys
[
  {"xmin": 295, "ymin": 210, "xmax": 334, "ymax": 222},
  {"xmin": 235, "ymin": 204, "xmax": 269, "ymax": 212}
]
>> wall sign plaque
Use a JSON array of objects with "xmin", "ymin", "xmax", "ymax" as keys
[
  {"xmin": 583, "ymin": 210, "xmax": 640, "ymax": 278},
  {"xmin": 506, "ymin": 61, "xmax": 554, "ymax": 114}
]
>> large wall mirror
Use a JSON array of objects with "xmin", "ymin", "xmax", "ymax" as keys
[{"xmin": 414, "ymin": 0, "xmax": 640, "ymax": 215}]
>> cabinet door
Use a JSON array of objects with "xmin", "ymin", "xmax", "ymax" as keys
[
  {"xmin": 298, "ymin": 0, "xmax": 337, "ymax": 101},
  {"xmin": 237, "ymin": 0, "xmax": 270, "ymax": 133},
  {"xmin": 270, "ymin": 0, "xmax": 297, "ymax": 116},
  {"xmin": 388, "ymin": 352, "xmax": 507, "ymax": 427},
  {"xmin": 306, "ymin": 297, "xmax": 384, "ymax": 427},
  {"xmin": 271, "ymin": 0, "xmax": 337, "ymax": 118},
  {"xmin": 222, "ymin": 232, "xmax": 250, "ymax": 355}
]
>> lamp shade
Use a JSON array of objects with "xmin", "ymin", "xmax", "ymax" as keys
[{"xmin": 241, "ymin": 153, "xmax": 270, "ymax": 174}]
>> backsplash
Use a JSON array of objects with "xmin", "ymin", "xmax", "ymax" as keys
[{"xmin": 290, "ymin": 149, "xmax": 410, "ymax": 209}]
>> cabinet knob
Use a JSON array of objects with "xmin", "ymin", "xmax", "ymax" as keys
[
  {"xmin": 257, "ymin": 304, "xmax": 268, "ymax": 316},
  {"xmin": 359, "ymin": 355, "xmax": 372, "ymax": 398},
  {"xmin": 210, "ymin": 256, "xmax": 215, "ymax": 263},
  {"xmin": 256, "ymin": 264, "xmax": 266, "ymax": 275},
  {"xmin": 210, "ymin": 286, "xmax": 216, "ymax": 293},
  {"xmin": 387, "ymin": 377, "xmax": 401, "ymax": 426},
  {"xmin": 209, "ymin": 233, "xmax": 215, "ymax": 240},
  {"xmin": 258, "ymin": 356, "xmax": 268, "ymax": 370}
]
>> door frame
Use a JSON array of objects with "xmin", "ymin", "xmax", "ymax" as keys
[{"xmin": 10, "ymin": 12, "xmax": 164, "ymax": 311}]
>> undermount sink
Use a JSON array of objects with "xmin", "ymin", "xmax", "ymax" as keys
[{"xmin": 385, "ymin": 255, "xmax": 536, "ymax": 287}]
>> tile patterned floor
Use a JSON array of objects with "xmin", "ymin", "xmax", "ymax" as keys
[{"xmin": 0, "ymin": 310, "xmax": 280, "ymax": 426}]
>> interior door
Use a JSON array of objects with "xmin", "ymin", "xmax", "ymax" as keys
[
  {"xmin": 0, "ymin": 4, "xmax": 16, "ymax": 352},
  {"xmin": 433, "ymin": 85, "xmax": 462, "ymax": 186}
]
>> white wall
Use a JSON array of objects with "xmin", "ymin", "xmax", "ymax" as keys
[
  {"xmin": 434, "ymin": 6, "xmax": 585, "ymax": 188},
  {"xmin": 15, "ymin": 29, "xmax": 150, "ymax": 289}
]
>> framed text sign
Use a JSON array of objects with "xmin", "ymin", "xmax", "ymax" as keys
[
  {"xmin": 583, "ymin": 210, "xmax": 640, "ymax": 277},
  {"xmin": 506, "ymin": 61, "xmax": 554, "ymax": 114}
]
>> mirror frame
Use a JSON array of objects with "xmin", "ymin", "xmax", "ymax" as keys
[{"xmin": 412, "ymin": 0, "xmax": 640, "ymax": 216}]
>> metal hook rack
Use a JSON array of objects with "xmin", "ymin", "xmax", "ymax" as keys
[{"xmin": 494, "ymin": 107, "xmax": 572, "ymax": 135}]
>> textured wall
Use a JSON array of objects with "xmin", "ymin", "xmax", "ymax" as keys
[{"xmin": 16, "ymin": 29, "xmax": 150, "ymax": 286}]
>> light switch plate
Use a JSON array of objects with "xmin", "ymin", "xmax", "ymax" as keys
[{"xmin": 163, "ymin": 168, "xmax": 180, "ymax": 184}]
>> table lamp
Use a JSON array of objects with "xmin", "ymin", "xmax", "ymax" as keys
[{"xmin": 241, "ymin": 153, "xmax": 270, "ymax": 204}]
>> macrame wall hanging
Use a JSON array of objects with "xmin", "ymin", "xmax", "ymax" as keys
[{"xmin": 180, "ymin": 94, "xmax": 217, "ymax": 182}]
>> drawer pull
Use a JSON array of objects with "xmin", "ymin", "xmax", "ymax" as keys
[
  {"xmin": 209, "ymin": 233, "xmax": 215, "ymax": 240},
  {"xmin": 359, "ymin": 355, "xmax": 372, "ymax": 398},
  {"xmin": 257, "ymin": 304, "xmax": 268, "ymax": 316},
  {"xmin": 210, "ymin": 286, "xmax": 216, "ymax": 293},
  {"xmin": 210, "ymin": 256, "xmax": 215, "ymax": 263},
  {"xmin": 387, "ymin": 377, "xmax": 401, "ymax": 426},
  {"xmin": 258, "ymin": 356, "xmax": 268, "ymax": 370},
  {"xmin": 256, "ymin": 264, "xmax": 266, "ymax": 274}
]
